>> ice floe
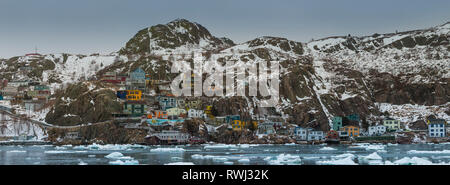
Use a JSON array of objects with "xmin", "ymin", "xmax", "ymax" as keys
[
  {"xmin": 150, "ymin": 147, "xmax": 185, "ymax": 153},
  {"xmin": 105, "ymin": 152, "xmax": 133, "ymax": 160},
  {"xmin": 238, "ymin": 158, "xmax": 250, "ymax": 163},
  {"xmin": 204, "ymin": 144, "xmax": 238, "ymax": 149},
  {"xmin": 264, "ymin": 154, "xmax": 302, "ymax": 165},
  {"xmin": 407, "ymin": 150, "xmax": 450, "ymax": 154},
  {"xmin": 44, "ymin": 150, "xmax": 72, "ymax": 154},
  {"xmin": 316, "ymin": 156, "xmax": 357, "ymax": 165},
  {"xmin": 165, "ymin": 162, "xmax": 195, "ymax": 165},
  {"xmin": 7, "ymin": 150, "xmax": 26, "ymax": 153},
  {"xmin": 320, "ymin": 147, "xmax": 337, "ymax": 151},
  {"xmin": 392, "ymin": 157, "xmax": 433, "ymax": 165},
  {"xmin": 109, "ymin": 159, "xmax": 139, "ymax": 165}
]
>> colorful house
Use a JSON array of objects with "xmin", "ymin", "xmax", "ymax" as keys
[
  {"xmin": 185, "ymin": 99, "xmax": 202, "ymax": 110},
  {"xmin": 383, "ymin": 117, "xmax": 401, "ymax": 131},
  {"xmin": 225, "ymin": 115, "xmax": 240, "ymax": 123},
  {"xmin": 307, "ymin": 130, "xmax": 324, "ymax": 141},
  {"xmin": 150, "ymin": 110, "xmax": 168, "ymax": 119},
  {"xmin": 126, "ymin": 67, "xmax": 146, "ymax": 90},
  {"xmin": 428, "ymin": 118, "xmax": 447, "ymax": 138},
  {"xmin": 332, "ymin": 116, "xmax": 343, "ymax": 131},
  {"xmin": 205, "ymin": 105, "xmax": 214, "ymax": 118},
  {"xmin": 116, "ymin": 90, "xmax": 128, "ymax": 99},
  {"xmin": 340, "ymin": 126, "xmax": 360, "ymax": 137},
  {"xmin": 187, "ymin": 109, "xmax": 206, "ymax": 119},
  {"xmin": 126, "ymin": 90, "xmax": 142, "ymax": 101},
  {"xmin": 157, "ymin": 95, "xmax": 177, "ymax": 111},
  {"xmin": 231, "ymin": 120, "xmax": 258, "ymax": 131},
  {"xmin": 257, "ymin": 122, "xmax": 276, "ymax": 134},
  {"xmin": 294, "ymin": 127, "xmax": 308, "ymax": 140},
  {"xmin": 123, "ymin": 101, "xmax": 147, "ymax": 116},
  {"xmin": 368, "ymin": 125, "xmax": 386, "ymax": 136},
  {"xmin": 167, "ymin": 107, "xmax": 187, "ymax": 117}
]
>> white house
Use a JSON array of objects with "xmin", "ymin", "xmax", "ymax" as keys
[
  {"xmin": 187, "ymin": 109, "xmax": 206, "ymax": 119},
  {"xmin": 294, "ymin": 127, "xmax": 307, "ymax": 140},
  {"xmin": 257, "ymin": 122, "xmax": 276, "ymax": 135},
  {"xmin": 368, "ymin": 125, "xmax": 387, "ymax": 136},
  {"xmin": 307, "ymin": 130, "xmax": 324, "ymax": 141}
]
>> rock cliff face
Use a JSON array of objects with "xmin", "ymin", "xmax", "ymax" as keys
[
  {"xmin": 4, "ymin": 19, "xmax": 448, "ymax": 131},
  {"xmin": 92, "ymin": 20, "xmax": 450, "ymax": 130},
  {"xmin": 45, "ymin": 82, "xmax": 122, "ymax": 126}
]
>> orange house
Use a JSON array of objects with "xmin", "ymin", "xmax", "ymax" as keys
[
  {"xmin": 152, "ymin": 110, "xmax": 168, "ymax": 119},
  {"xmin": 126, "ymin": 90, "xmax": 142, "ymax": 101},
  {"xmin": 340, "ymin": 126, "xmax": 360, "ymax": 137}
]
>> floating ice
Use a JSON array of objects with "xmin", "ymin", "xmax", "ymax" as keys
[
  {"xmin": 264, "ymin": 154, "xmax": 302, "ymax": 165},
  {"xmin": 238, "ymin": 158, "xmax": 250, "ymax": 163},
  {"xmin": 363, "ymin": 152, "xmax": 383, "ymax": 161},
  {"xmin": 204, "ymin": 144, "xmax": 237, "ymax": 149},
  {"xmin": 224, "ymin": 161, "xmax": 234, "ymax": 165},
  {"xmin": 104, "ymin": 152, "xmax": 133, "ymax": 160},
  {"xmin": 165, "ymin": 162, "xmax": 195, "ymax": 165},
  {"xmin": 7, "ymin": 150, "xmax": 26, "ymax": 153},
  {"xmin": 316, "ymin": 156, "xmax": 357, "ymax": 165},
  {"xmin": 407, "ymin": 150, "xmax": 450, "ymax": 154},
  {"xmin": 109, "ymin": 160, "xmax": 139, "ymax": 165},
  {"xmin": 393, "ymin": 157, "xmax": 433, "ymax": 165},
  {"xmin": 73, "ymin": 143, "xmax": 148, "ymax": 151},
  {"xmin": 320, "ymin": 147, "xmax": 337, "ymax": 151},
  {"xmin": 44, "ymin": 150, "xmax": 72, "ymax": 154},
  {"xmin": 332, "ymin": 153, "xmax": 356, "ymax": 160},
  {"xmin": 150, "ymin": 147, "xmax": 185, "ymax": 153},
  {"xmin": 284, "ymin": 143, "xmax": 296, "ymax": 146},
  {"xmin": 212, "ymin": 157, "xmax": 228, "ymax": 162}
]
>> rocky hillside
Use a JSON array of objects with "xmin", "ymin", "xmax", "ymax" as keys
[
  {"xmin": 119, "ymin": 19, "xmax": 234, "ymax": 56},
  {"xmin": 2, "ymin": 19, "xmax": 448, "ymax": 130},
  {"xmin": 45, "ymin": 81, "xmax": 122, "ymax": 126}
]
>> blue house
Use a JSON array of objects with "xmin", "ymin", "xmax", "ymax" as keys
[
  {"xmin": 130, "ymin": 67, "xmax": 146, "ymax": 81},
  {"xmin": 332, "ymin": 116, "xmax": 343, "ymax": 131},
  {"xmin": 157, "ymin": 95, "xmax": 177, "ymax": 111},
  {"xmin": 428, "ymin": 119, "xmax": 447, "ymax": 138},
  {"xmin": 116, "ymin": 90, "xmax": 128, "ymax": 99}
]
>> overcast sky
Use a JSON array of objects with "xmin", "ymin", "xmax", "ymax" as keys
[{"xmin": 0, "ymin": 0, "xmax": 449, "ymax": 58}]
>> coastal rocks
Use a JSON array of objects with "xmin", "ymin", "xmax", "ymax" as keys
[{"xmin": 47, "ymin": 122, "xmax": 148, "ymax": 145}]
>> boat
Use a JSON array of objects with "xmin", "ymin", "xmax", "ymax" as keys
[{"xmin": 325, "ymin": 130, "xmax": 340, "ymax": 144}]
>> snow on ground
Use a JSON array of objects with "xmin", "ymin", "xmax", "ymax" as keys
[
  {"xmin": 377, "ymin": 102, "xmax": 450, "ymax": 124},
  {"xmin": 0, "ymin": 113, "xmax": 47, "ymax": 140}
]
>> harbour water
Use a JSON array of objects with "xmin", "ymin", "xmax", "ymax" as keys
[{"xmin": 0, "ymin": 143, "xmax": 449, "ymax": 165}]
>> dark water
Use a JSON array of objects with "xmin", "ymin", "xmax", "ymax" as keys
[{"xmin": 0, "ymin": 143, "xmax": 449, "ymax": 165}]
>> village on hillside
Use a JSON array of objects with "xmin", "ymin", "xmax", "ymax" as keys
[{"xmin": 0, "ymin": 53, "xmax": 448, "ymax": 146}]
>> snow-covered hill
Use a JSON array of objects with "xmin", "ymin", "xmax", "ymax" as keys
[{"xmin": 1, "ymin": 19, "xmax": 448, "ymax": 130}]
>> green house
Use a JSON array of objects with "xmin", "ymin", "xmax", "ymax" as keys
[
  {"xmin": 332, "ymin": 116, "xmax": 343, "ymax": 131},
  {"xmin": 123, "ymin": 102, "xmax": 147, "ymax": 117}
]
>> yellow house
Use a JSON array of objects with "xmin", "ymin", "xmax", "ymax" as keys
[
  {"xmin": 166, "ymin": 107, "xmax": 187, "ymax": 116},
  {"xmin": 205, "ymin": 106, "xmax": 215, "ymax": 119},
  {"xmin": 231, "ymin": 120, "xmax": 258, "ymax": 131},
  {"xmin": 126, "ymin": 90, "xmax": 142, "ymax": 101},
  {"xmin": 340, "ymin": 126, "xmax": 360, "ymax": 137}
]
